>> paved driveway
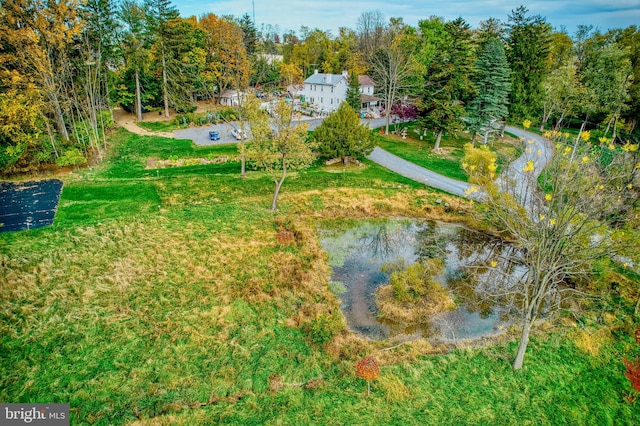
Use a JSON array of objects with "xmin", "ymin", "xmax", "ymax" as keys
[{"xmin": 367, "ymin": 147, "xmax": 477, "ymax": 199}]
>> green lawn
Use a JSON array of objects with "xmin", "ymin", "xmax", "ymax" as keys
[
  {"xmin": 137, "ymin": 120, "xmax": 180, "ymax": 133},
  {"xmin": 372, "ymin": 123, "xmax": 522, "ymax": 182},
  {"xmin": 1, "ymin": 128, "xmax": 639, "ymax": 425}
]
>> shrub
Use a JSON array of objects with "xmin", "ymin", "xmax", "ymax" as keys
[
  {"xmin": 302, "ymin": 313, "xmax": 343, "ymax": 346},
  {"xmin": 383, "ymin": 259, "xmax": 447, "ymax": 303},
  {"xmin": 56, "ymin": 148, "xmax": 87, "ymax": 167}
]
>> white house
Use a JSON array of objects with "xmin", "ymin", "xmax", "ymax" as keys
[
  {"xmin": 300, "ymin": 70, "xmax": 349, "ymax": 114},
  {"xmin": 299, "ymin": 71, "xmax": 379, "ymax": 114}
]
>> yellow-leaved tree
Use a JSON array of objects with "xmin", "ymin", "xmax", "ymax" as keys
[
  {"xmin": 246, "ymin": 98, "xmax": 315, "ymax": 211},
  {"xmin": 463, "ymin": 130, "xmax": 639, "ymax": 369}
]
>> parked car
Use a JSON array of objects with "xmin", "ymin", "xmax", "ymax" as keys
[
  {"xmin": 209, "ymin": 131, "xmax": 220, "ymax": 141},
  {"xmin": 231, "ymin": 128, "xmax": 247, "ymax": 140}
]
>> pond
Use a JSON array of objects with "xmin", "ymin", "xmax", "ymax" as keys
[{"xmin": 319, "ymin": 219, "xmax": 516, "ymax": 343}]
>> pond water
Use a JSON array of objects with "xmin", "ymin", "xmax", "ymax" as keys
[{"xmin": 319, "ymin": 219, "xmax": 515, "ymax": 342}]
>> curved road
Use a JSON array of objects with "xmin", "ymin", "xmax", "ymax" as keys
[{"xmin": 366, "ymin": 125, "xmax": 552, "ymax": 200}]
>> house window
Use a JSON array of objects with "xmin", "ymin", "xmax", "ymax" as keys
[
  {"xmin": 330, "ymin": 99, "xmax": 333, "ymax": 104},
  {"xmin": 331, "ymin": 87, "xmax": 334, "ymax": 93}
]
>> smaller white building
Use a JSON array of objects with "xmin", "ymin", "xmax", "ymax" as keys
[{"xmin": 219, "ymin": 89, "xmax": 245, "ymax": 107}]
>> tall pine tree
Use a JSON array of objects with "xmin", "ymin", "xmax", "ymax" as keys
[
  {"xmin": 467, "ymin": 37, "xmax": 511, "ymax": 144},
  {"xmin": 346, "ymin": 72, "xmax": 361, "ymax": 112},
  {"xmin": 506, "ymin": 6, "xmax": 552, "ymax": 122},
  {"xmin": 417, "ymin": 17, "xmax": 475, "ymax": 150},
  {"xmin": 144, "ymin": 0, "xmax": 179, "ymax": 117}
]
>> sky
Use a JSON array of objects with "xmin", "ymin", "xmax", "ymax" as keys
[{"xmin": 173, "ymin": 0, "xmax": 640, "ymax": 36}]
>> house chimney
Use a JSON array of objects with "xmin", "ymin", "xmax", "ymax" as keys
[
  {"xmin": 314, "ymin": 69, "xmax": 318, "ymax": 74},
  {"xmin": 342, "ymin": 70, "xmax": 348, "ymax": 77}
]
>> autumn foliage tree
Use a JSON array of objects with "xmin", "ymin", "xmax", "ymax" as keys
[
  {"xmin": 199, "ymin": 14, "xmax": 249, "ymax": 104},
  {"xmin": 355, "ymin": 356, "xmax": 380, "ymax": 397}
]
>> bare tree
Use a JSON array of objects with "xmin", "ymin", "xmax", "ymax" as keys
[
  {"xmin": 367, "ymin": 19, "xmax": 420, "ymax": 135},
  {"xmin": 356, "ymin": 10, "xmax": 386, "ymax": 59}
]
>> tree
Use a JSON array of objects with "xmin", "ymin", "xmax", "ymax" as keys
[
  {"xmin": 238, "ymin": 13, "xmax": 258, "ymax": 57},
  {"xmin": 368, "ymin": 18, "xmax": 420, "ymax": 135},
  {"xmin": 0, "ymin": 89, "xmax": 46, "ymax": 173},
  {"xmin": 506, "ymin": 6, "xmax": 552, "ymax": 121},
  {"xmin": 290, "ymin": 29, "xmax": 335, "ymax": 76},
  {"xmin": 246, "ymin": 98, "xmax": 315, "ymax": 211},
  {"xmin": 476, "ymin": 18, "xmax": 505, "ymax": 47},
  {"xmin": 463, "ymin": 132, "xmax": 639, "ymax": 369},
  {"xmin": 580, "ymin": 37, "xmax": 633, "ymax": 139},
  {"xmin": 612, "ymin": 26, "xmax": 640, "ymax": 134},
  {"xmin": 279, "ymin": 62, "xmax": 303, "ymax": 88},
  {"xmin": 143, "ymin": 0, "xmax": 179, "ymax": 118},
  {"xmin": 623, "ymin": 357, "xmax": 640, "ymax": 393},
  {"xmin": 548, "ymin": 31, "xmax": 574, "ymax": 71},
  {"xmin": 199, "ymin": 14, "xmax": 249, "ymax": 104},
  {"xmin": 540, "ymin": 61, "xmax": 583, "ymax": 131},
  {"xmin": 417, "ymin": 17, "xmax": 475, "ymax": 150},
  {"xmin": 118, "ymin": 0, "xmax": 150, "ymax": 121},
  {"xmin": 79, "ymin": 0, "xmax": 120, "ymax": 123},
  {"xmin": 0, "ymin": 0, "xmax": 82, "ymax": 143},
  {"xmin": 356, "ymin": 10, "xmax": 386, "ymax": 59},
  {"xmin": 355, "ymin": 356, "xmax": 380, "ymax": 397},
  {"xmin": 467, "ymin": 37, "xmax": 511, "ymax": 145},
  {"xmin": 345, "ymin": 71, "xmax": 361, "ymax": 111},
  {"xmin": 311, "ymin": 102, "xmax": 374, "ymax": 164}
]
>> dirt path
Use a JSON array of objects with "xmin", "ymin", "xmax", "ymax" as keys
[{"xmin": 112, "ymin": 108, "xmax": 174, "ymax": 138}]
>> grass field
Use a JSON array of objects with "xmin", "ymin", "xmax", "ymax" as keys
[
  {"xmin": 136, "ymin": 121, "xmax": 180, "ymax": 133},
  {"xmin": 1, "ymin": 128, "xmax": 639, "ymax": 425},
  {"xmin": 375, "ymin": 124, "xmax": 522, "ymax": 181}
]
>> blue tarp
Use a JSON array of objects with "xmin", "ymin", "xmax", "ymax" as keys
[{"xmin": 0, "ymin": 179, "xmax": 63, "ymax": 232}]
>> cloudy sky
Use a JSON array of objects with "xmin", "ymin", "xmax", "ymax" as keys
[{"xmin": 173, "ymin": 0, "xmax": 639, "ymax": 36}]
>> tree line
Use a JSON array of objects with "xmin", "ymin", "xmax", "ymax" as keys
[{"xmin": 1, "ymin": 2, "xmax": 639, "ymax": 174}]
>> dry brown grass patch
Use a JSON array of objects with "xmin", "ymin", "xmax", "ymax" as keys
[{"xmin": 284, "ymin": 188, "xmax": 473, "ymax": 222}]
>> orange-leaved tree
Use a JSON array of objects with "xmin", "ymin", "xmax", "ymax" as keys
[{"xmin": 355, "ymin": 356, "xmax": 380, "ymax": 397}]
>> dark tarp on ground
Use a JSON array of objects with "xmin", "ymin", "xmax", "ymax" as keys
[{"xmin": 0, "ymin": 179, "xmax": 64, "ymax": 233}]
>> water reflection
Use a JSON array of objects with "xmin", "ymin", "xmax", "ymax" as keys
[{"xmin": 319, "ymin": 219, "xmax": 515, "ymax": 342}]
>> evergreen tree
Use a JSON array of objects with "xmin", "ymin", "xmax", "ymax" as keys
[
  {"xmin": 467, "ymin": 37, "xmax": 511, "ymax": 144},
  {"xmin": 118, "ymin": 0, "xmax": 152, "ymax": 121},
  {"xmin": 346, "ymin": 72, "xmax": 361, "ymax": 112},
  {"xmin": 238, "ymin": 13, "xmax": 258, "ymax": 57},
  {"xmin": 506, "ymin": 6, "xmax": 552, "ymax": 122},
  {"xmin": 144, "ymin": 0, "xmax": 179, "ymax": 117},
  {"xmin": 312, "ymin": 102, "xmax": 374, "ymax": 164},
  {"xmin": 417, "ymin": 17, "xmax": 476, "ymax": 150}
]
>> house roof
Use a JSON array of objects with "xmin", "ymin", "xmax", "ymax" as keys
[
  {"xmin": 360, "ymin": 94, "xmax": 380, "ymax": 103},
  {"xmin": 304, "ymin": 72, "xmax": 347, "ymax": 86},
  {"xmin": 358, "ymin": 75, "xmax": 375, "ymax": 87}
]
